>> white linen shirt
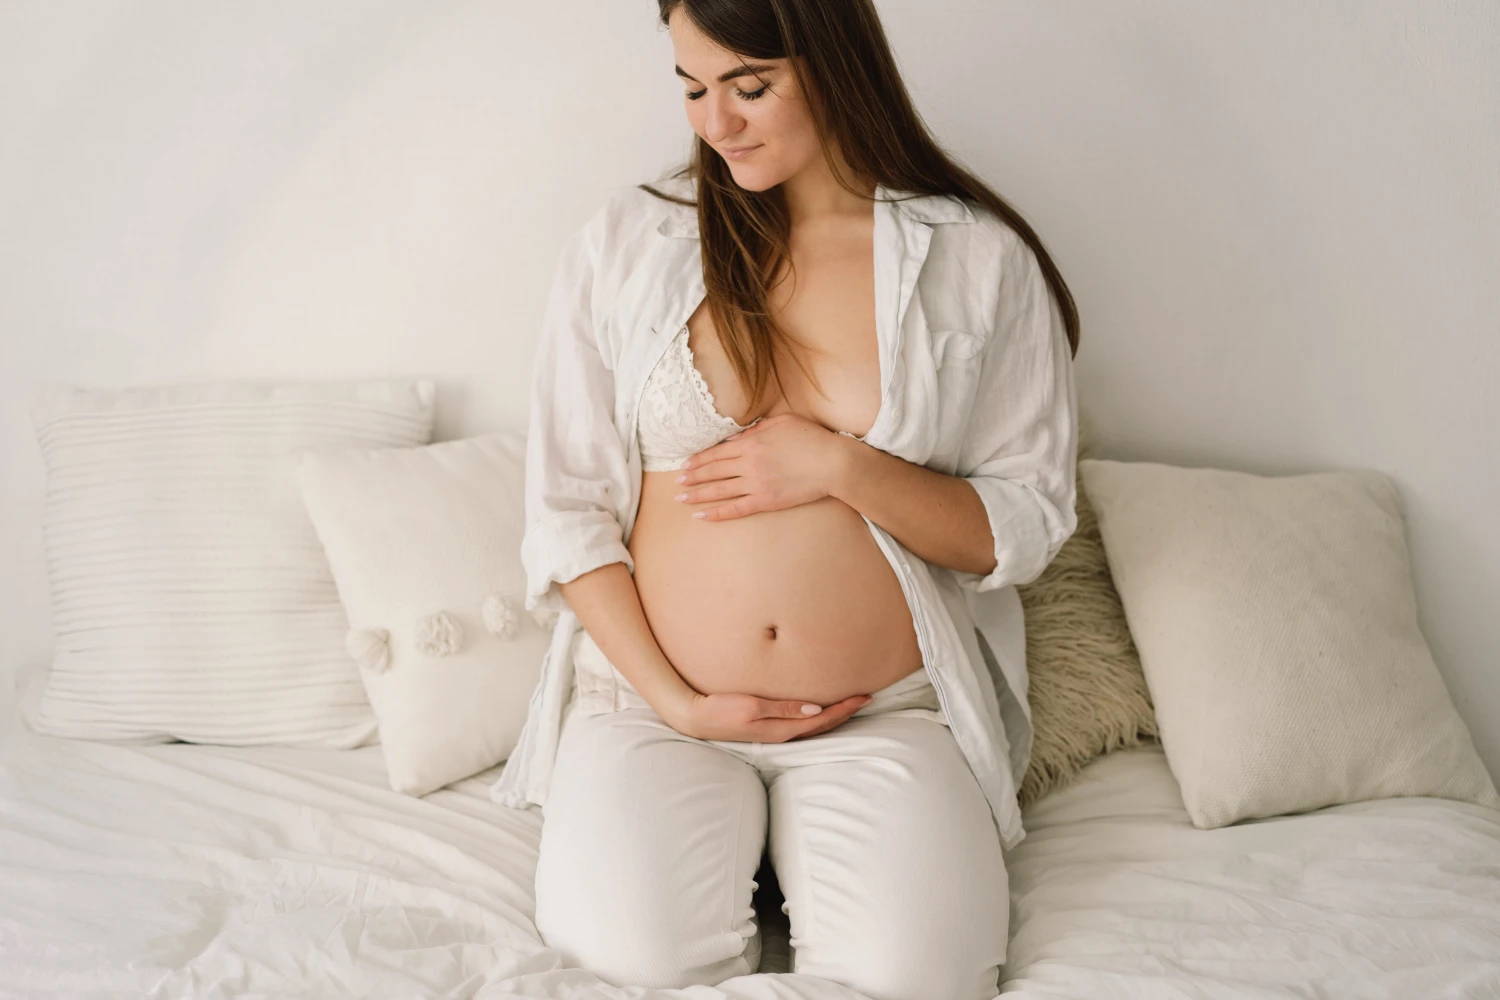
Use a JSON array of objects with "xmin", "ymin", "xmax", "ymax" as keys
[{"xmin": 488, "ymin": 174, "xmax": 1078, "ymax": 849}]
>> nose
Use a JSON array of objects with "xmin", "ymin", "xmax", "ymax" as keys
[{"xmin": 701, "ymin": 91, "xmax": 746, "ymax": 145}]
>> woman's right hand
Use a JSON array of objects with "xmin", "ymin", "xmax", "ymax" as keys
[{"xmin": 662, "ymin": 690, "xmax": 873, "ymax": 743}]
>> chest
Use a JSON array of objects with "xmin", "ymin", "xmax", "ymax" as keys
[
  {"xmin": 608, "ymin": 220, "xmax": 987, "ymax": 476},
  {"xmin": 684, "ymin": 225, "xmax": 882, "ymax": 438}
]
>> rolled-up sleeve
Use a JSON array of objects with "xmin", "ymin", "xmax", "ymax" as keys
[
  {"xmin": 520, "ymin": 216, "xmax": 634, "ymax": 614},
  {"xmin": 951, "ymin": 237, "xmax": 1079, "ymax": 594}
]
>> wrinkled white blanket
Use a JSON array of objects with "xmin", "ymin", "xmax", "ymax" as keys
[
  {"xmin": 2, "ymin": 721, "xmax": 1497, "ymax": 999},
  {"xmin": 0, "ymin": 723, "xmax": 824, "ymax": 999}
]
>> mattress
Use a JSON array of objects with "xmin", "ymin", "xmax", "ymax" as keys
[{"xmin": 1, "ymin": 718, "xmax": 1497, "ymax": 999}]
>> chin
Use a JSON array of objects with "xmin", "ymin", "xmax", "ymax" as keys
[{"xmin": 726, "ymin": 164, "xmax": 791, "ymax": 193}]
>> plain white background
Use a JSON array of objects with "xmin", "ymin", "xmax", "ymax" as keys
[{"xmin": 1, "ymin": 1, "xmax": 1495, "ymax": 778}]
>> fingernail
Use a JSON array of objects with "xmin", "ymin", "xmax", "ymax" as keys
[
  {"xmin": 674, "ymin": 492, "xmax": 688, "ymax": 501},
  {"xmin": 692, "ymin": 511, "xmax": 706, "ymax": 519},
  {"xmin": 801, "ymin": 704, "xmax": 821, "ymax": 715},
  {"xmin": 676, "ymin": 474, "xmax": 686, "ymax": 483}
]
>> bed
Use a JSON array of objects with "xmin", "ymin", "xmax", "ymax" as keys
[
  {"xmin": 4, "ymin": 703, "xmax": 1496, "ymax": 1000},
  {"xmin": 1004, "ymin": 746, "xmax": 1500, "ymax": 998}
]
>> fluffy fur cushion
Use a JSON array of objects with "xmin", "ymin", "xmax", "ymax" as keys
[{"xmin": 1016, "ymin": 416, "xmax": 1159, "ymax": 807}]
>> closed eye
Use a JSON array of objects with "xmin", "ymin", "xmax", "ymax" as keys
[{"xmin": 686, "ymin": 85, "xmax": 769, "ymax": 102}]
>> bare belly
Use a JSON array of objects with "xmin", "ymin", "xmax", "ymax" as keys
[{"xmin": 627, "ymin": 470, "xmax": 925, "ymax": 704}]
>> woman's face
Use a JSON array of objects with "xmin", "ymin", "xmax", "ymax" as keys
[{"xmin": 668, "ymin": 12, "xmax": 822, "ymax": 192}]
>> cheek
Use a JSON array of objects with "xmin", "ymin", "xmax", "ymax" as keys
[{"xmin": 758, "ymin": 100, "xmax": 817, "ymax": 158}]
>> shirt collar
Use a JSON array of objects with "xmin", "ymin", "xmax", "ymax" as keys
[{"xmin": 654, "ymin": 180, "xmax": 975, "ymax": 238}]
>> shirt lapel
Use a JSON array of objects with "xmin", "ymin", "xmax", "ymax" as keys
[{"xmin": 648, "ymin": 181, "xmax": 975, "ymax": 449}]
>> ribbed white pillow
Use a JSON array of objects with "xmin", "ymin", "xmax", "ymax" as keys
[
  {"xmin": 26, "ymin": 379, "xmax": 435, "ymax": 747},
  {"xmin": 295, "ymin": 433, "xmax": 552, "ymax": 795},
  {"xmin": 1080, "ymin": 458, "xmax": 1500, "ymax": 828}
]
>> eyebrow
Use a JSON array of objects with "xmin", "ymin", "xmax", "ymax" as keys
[{"xmin": 674, "ymin": 62, "xmax": 778, "ymax": 84}]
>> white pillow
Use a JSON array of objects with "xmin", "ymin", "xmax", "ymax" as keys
[
  {"xmin": 26, "ymin": 379, "xmax": 435, "ymax": 747},
  {"xmin": 1080, "ymin": 458, "xmax": 1500, "ymax": 828},
  {"xmin": 295, "ymin": 433, "xmax": 553, "ymax": 796}
]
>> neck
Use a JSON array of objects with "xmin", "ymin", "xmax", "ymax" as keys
[{"xmin": 779, "ymin": 147, "xmax": 876, "ymax": 229}]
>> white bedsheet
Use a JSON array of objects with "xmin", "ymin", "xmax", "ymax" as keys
[
  {"xmin": 1002, "ymin": 745, "xmax": 1500, "ymax": 999},
  {"xmin": 2, "ymin": 719, "xmax": 1497, "ymax": 999},
  {"xmin": 0, "ymin": 723, "xmax": 833, "ymax": 999}
]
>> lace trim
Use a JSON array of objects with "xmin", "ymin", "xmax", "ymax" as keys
[
  {"xmin": 679, "ymin": 326, "xmax": 748, "ymax": 432},
  {"xmin": 638, "ymin": 325, "xmax": 752, "ymax": 472}
]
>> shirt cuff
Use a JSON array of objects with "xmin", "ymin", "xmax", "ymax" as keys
[
  {"xmin": 952, "ymin": 475, "xmax": 1074, "ymax": 593},
  {"xmin": 521, "ymin": 510, "xmax": 635, "ymax": 614}
]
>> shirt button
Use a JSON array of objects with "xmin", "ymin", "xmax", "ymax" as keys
[
  {"xmin": 901, "ymin": 561, "xmax": 912, "ymax": 573},
  {"xmin": 891, "ymin": 405, "xmax": 903, "ymax": 420}
]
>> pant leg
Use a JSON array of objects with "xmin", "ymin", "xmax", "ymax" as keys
[
  {"xmin": 764, "ymin": 713, "xmax": 1009, "ymax": 1000},
  {"xmin": 535, "ymin": 705, "xmax": 767, "ymax": 988}
]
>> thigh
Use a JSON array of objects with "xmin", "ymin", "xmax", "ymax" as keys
[
  {"xmin": 766, "ymin": 714, "xmax": 1009, "ymax": 1000},
  {"xmin": 536, "ymin": 706, "xmax": 768, "ymax": 988}
]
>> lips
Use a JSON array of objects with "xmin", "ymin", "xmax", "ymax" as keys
[{"xmin": 722, "ymin": 144, "xmax": 762, "ymax": 160}]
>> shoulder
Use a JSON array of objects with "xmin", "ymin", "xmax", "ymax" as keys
[
  {"xmin": 922, "ymin": 198, "xmax": 1059, "ymax": 350},
  {"xmin": 944, "ymin": 200, "xmax": 1052, "ymax": 319},
  {"xmin": 945, "ymin": 198, "xmax": 1031, "ymax": 270},
  {"xmin": 579, "ymin": 173, "xmax": 696, "ymax": 249},
  {"xmin": 545, "ymin": 175, "xmax": 696, "ymax": 336},
  {"xmin": 909, "ymin": 193, "xmax": 1031, "ymax": 297}
]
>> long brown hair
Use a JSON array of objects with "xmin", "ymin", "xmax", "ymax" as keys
[{"xmin": 644, "ymin": 0, "xmax": 1080, "ymax": 413}]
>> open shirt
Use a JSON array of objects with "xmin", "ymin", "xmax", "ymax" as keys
[{"xmin": 488, "ymin": 174, "xmax": 1078, "ymax": 850}]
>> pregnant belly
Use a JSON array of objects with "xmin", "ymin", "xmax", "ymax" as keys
[{"xmin": 626, "ymin": 470, "xmax": 925, "ymax": 704}]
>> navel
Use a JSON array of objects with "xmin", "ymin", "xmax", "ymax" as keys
[{"xmin": 764, "ymin": 624, "xmax": 778, "ymax": 641}]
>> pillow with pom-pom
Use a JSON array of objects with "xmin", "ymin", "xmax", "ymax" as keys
[{"xmin": 297, "ymin": 432, "xmax": 554, "ymax": 795}]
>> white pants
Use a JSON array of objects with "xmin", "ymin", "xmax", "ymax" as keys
[{"xmin": 534, "ymin": 629, "xmax": 1010, "ymax": 1000}]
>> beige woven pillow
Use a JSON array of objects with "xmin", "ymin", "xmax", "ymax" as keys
[
  {"xmin": 1080, "ymin": 458, "xmax": 1500, "ymax": 828},
  {"xmin": 1016, "ymin": 418, "xmax": 1158, "ymax": 807}
]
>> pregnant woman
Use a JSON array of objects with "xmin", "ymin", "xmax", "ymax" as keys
[{"xmin": 489, "ymin": 1, "xmax": 1080, "ymax": 997}]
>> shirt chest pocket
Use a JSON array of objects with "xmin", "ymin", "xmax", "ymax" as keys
[
  {"xmin": 932, "ymin": 328, "xmax": 984, "ymax": 365},
  {"xmin": 918, "ymin": 328, "xmax": 986, "ymax": 462},
  {"xmin": 931, "ymin": 327, "xmax": 985, "ymax": 398}
]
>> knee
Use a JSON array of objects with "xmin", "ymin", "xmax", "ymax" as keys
[
  {"xmin": 534, "ymin": 711, "xmax": 765, "ymax": 987},
  {"xmin": 809, "ymin": 869, "xmax": 1007, "ymax": 1000},
  {"xmin": 534, "ymin": 813, "xmax": 756, "ymax": 988},
  {"xmin": 784, "ymin": 795, "xmax": 1008, "ymax": 998},
  {"xmin": 536, "ymin": 891, "xmax": 756, "ymax": 988}
]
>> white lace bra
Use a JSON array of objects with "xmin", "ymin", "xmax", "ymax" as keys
[{"xmin": 639, "ymin": 325, "xmax": 759, "ymax": 472}]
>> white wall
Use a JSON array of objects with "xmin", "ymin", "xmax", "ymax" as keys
[{"xmin": 2, "ymin": 1, "xmax": 1495, "ymax": 775}]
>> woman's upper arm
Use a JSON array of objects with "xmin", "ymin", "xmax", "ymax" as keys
[
  {"xmin": 521, "ymin": 214, "xmax": 634, "ymax": 613},
  {"xmin": 951, "ymin": 236, "xmax": 1080, "ymax": 594}
]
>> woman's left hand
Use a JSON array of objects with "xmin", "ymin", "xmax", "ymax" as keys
[{"xmin": 674, "ymin": 412, "xmax": 848, "ymax": 522}]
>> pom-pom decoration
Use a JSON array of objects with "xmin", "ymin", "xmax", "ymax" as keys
[
  {"xmin": 345, "ymin": 627, "xmax": 392, "ymax": 674},
  {"xmin": 413, "ymin": 611, "xmax": 464, "ymax": 657},
  {"xmin": 482, "ymin": 594, "xmax": 521, "ymax": 639}
]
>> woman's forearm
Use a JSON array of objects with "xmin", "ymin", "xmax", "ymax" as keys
[
  {"xmin": 827, "ymin": 434, "xmax": 997, "ymax": 577},
  {"xmin": 557, "ymin": 562, "xmax": 698, "ymax": 716}
]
